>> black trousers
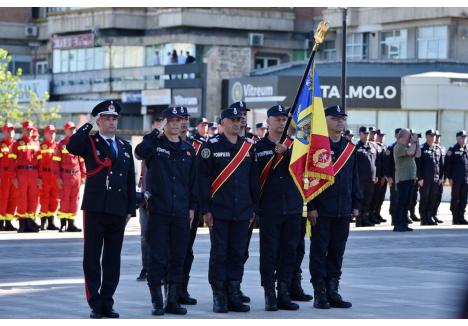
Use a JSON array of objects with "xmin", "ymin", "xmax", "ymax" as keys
[
  {"xmin": 182, "ymin": 213, "xmax": 200, "ymax": 283},
  {"xmin": 409, "ymin": 182, "xmax": 418, "ymax": 213},
  {"xmin": 433, "ymin": 183, "xmax": 444, "ymax": 217},
  {"xmin": 294, "ymin": 217, "xmax": 307, "ymax": 275},
  {"xmin": 146, "ymin": 214, "xmax": 190, "ymax": 287},
  {"xmin": 241, "ymin": 220, "xmax": 255, "ymax": 280},
  {"xmin": 419, "ymin": 181, "xmax": 440, "ymax": 219},
  {"xmin": 259, "ymin": 214, "xmax": 301, "ymax": 287},
  {"xmin": 389, "ymin": 182, "xmax": 398, "ymax": 224},
  {"xmin": 359, "ymin": 179, "xmax": 375, "ymax": 217},
  {"xmin": 395, "ymin": 180, "xmax": 414, "ymax": 228},
  {"xmin": 371, "ymin": 179, "xmax": 387, "ymax": 218},
  {"xmin": 83, "ymin": 211, "xmax": 127, "ymax": 312},
  {"xmin": 208, "ymin": 219, "xmax": 250, "ymax": 284},
  {"xmin": 139, "ymin": 206, "xmax": 150, "ymax": 272},
  {"xmin": 309, "ymin": 216, "xmax": 351, "ymax": 282},
  {"xmin": 451, "ymin": 182, "xmax": 468, "ymax": 222}
]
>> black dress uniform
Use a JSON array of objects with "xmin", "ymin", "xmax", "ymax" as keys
[
  {"xmin": 417, "ymin": 130, "xmax": 444, "ymax": 225},
  {"xmin": 135, "ymin": 107, "xmax": 197, "ymax": 315},
  {"xmin": 355, "ymin": 127, "xmax": 378, "ymax": 227},
  {"xmin": 307, "ymin": 105, "xmax": 363, "ymax": 309},
  {"xmin": 198, "ymin": 107, "xmax": 259, "ymax": 313},
  {"xmin": 445, "ymin": 131, "xmax": 468, "ymax": 225},
  {"xmin": 433, "ymin": 130, "xmax": 446, "ymax": 222},
  {"xmin": 370, "ymin": 129, "xmax": 388, "ymax": 223},
  {"xmin": 256, "ymin": 105, "xmax": 301, "ymax": 311},
  {"xmin": 66, "ymin": 100, "xmax": 136, "ymax": 319}
]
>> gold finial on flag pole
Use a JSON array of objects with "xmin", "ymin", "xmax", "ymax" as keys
[{"xmin": 313, "ymin": 21, "xmax": 330, "ymax": 51}]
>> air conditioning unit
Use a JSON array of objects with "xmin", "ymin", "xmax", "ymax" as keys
[
  {"xmin": 249, "ymin": 33, "xmax": 264, "ymax": 47},
  {"xmin": 25, "ymin": 25, "xmax": 38, "ymax": 37}
]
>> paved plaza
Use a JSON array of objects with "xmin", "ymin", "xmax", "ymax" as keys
[{"xmin": 0, "ymin": 201, "xmax": 467, "ymax": 319}]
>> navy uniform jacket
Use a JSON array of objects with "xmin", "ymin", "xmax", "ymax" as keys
[
  {"xmin": 384, "ymin": 142, "xmax": 397, "ymax": 180},
  {"xmin": 198, "ymin": 133, "xmax": 260, "ymax": 221},
  {"xmin": 356, "ymin": 140, "xmax": 378, "ymax": 182},
  {"xmin": 67, "ymin": 123, "xmax": 136, "ymax": 217},
  {"xmin": 307, "ymin": 136, "xmax": 363, "ymax": 218},
  {"xmin": 375, "ymin": 142, "xmax": 387, "ymax": 178},
  {"xmin": 135, "ymin": 129, "xmax": 197, "ymax": 218},
  {"xmin": 255, "ymin": 135, "xmax": 303, "ymax": 216},
  {"xmin": 445, "ymin": 143, "xmax": 468, "ymax": 184},
  {"xmin": 417, "ymin": 142, "xmax": 444, "ymax": 182}
]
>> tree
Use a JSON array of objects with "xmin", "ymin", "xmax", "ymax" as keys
[
  {"xmin": 22, "ymin": 90, "xmax": 60, "ymax": 128},
  {"xmin": 0, "ymin": 48, "xmax": 23, "ymax": 125}
]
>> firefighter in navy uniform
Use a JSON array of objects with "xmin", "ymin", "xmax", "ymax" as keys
[
  {"xmin": 432, "ymin": 130, "xmax": 446, "ymax": 223},
  {"xmin": 256, "ymin": 105, "xmax": 301, "ymax": 312},
  {"xmin": 385, "ymin": 128, "xmax": 401, "ymax": 225},
  {"xmin": 307, "ymin": 105, "xmax": 362, "ymax": 309},
  {"xmin": 67, "ymin": 100, "xmax": 136, "ymax": 319},
  {"xmin": 445, "ymin": 130, "xmax": 468, "ymax": 225},
  {"xmin": 135, "ymin": 107, "xmax": 197, "ymax": 316},
  {"xmin": 371, "ymin": 129, "xmax": 388, "ymax": 224},
  {"xmin": 198, "ymin": 107, "xmax": 259, "ymax": 313},
  {"xmin": 355, "ymin": 126, "xmax": 378, "ymax": 227},
  {"xmin": 417, "ymin": 129, "xmax": 444, "ymax": 225}
]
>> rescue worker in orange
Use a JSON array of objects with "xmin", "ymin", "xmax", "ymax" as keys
[
  {"xmin": 37, "ymin": 125, "xmax": 59, "ymax": 230},
  {"xmin": 54, "ymin": 122, "xmax": 85, "ymax": 232},
  {"xmin": 0, "ymin": 123, "xmax": 18, "ymax": 231},
  {"xmin": 11, "ymin": 121, "xmax": 40, "ymax": 232}
]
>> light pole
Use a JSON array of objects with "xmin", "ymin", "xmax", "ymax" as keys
[{"xmin": 341, "ymin": 8, "xmax": 347, "ymax": 111}]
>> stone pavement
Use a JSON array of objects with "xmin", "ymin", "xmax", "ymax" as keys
[{"xmin": 0, "ymin": 201, "xmax": 467, "ymax": 319}]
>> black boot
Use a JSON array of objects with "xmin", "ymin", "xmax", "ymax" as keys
[
  {"xmin": 136, "ymin": 269, "xmax": 147, "ymax": 281},
  {"xmin": 290, "ymin": 273, "xmax": 313, "ymax": 301},
  {"xmin": 24, "ymin": 218, "xmax": 39, "ymax": 233},
  {"xmin": 164, "ymin": 284, "xmax": 187, "ymax": 315},
  {"xmin": 433, "ymin": 216, "xmax": 443, "ymax": 224},
  {"xmin": 355, "ymin": 216, "xmax": 363, "ymax": 227},
  {"xmin": 149, "ymin": 285, "xmax": 164, "ymax": 316},
  {"xmin": 226, "ymin": 281, "xmax": 250, "ymax": 312},
  {"xmin": 458, "ymin": 212, "xmax": 468, "ymax": 225},
  {"xmin": 58, "ymin": 218, "xmax": 67, "ymax": 232},
  {"xmin": 377, "ymin": 214, "xmax": 387, "ymax": 223},
  {"xmin": 178, "ymin": 277, "xmax": 197, "ymax": 305},
  {"xmin": 47, "ymin": 216, "xmax": 59, "ymax": 230},
  {"xmin": 211, "ymin": 281, "xmax": 228, "ymax": 313},
  {"xmin": 312, "ymin": 279, "xmax": 330, "ymax": 309},
  {"xmin": 327, "ymin": 278, "xmax": 352, "ymax": 308},
  {"xmin": 264, "ymin": 286, "xmax": 278, "ymax": 311},
  {"xmin": 66, "ymin": 219, "xmax": 81, "ymax": 232},
  {"xmin": 0, "ymin": 220, "xmax": 4, "ymax": 231},
  {"xmin": 362, "ymin": 213, "xmax": 375, "ymax": 226},
  {"xmin": 410, "ymin": 210, "xmax": 420, "ymax": 222},
  {"xmin": 40, "ymin": 217, "xmax": 47, "ymax": 230},
  {"xmin": 17, "ymin": 219, "xmax": 25, "ymax": 233},
  {"xmin": 277, "ymin": 282, "xmax": 299, "ymax": 310},
  {"xmin": 239, "ymin": 286, "xmax": 250, "ymax": 303},
  {"xmin": 4, "ymin": 220, "xmax": 17, "ymax": 231}
]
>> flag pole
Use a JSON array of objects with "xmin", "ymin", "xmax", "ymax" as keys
[{"xmin": 279, "ymin": 21, "xmax": 329, "ymax": 144}]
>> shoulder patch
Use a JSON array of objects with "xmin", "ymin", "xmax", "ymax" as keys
[
  {"xmin": 209, "ymin": 137, "xmax": 219, "ymax": 143},
  {"xmin": 446, "ymin": 150, "xmax": 452, "ymax": 156},
  {"xmin": 201, "ymin": 147, "xmax": 211, "ymax": 159}
]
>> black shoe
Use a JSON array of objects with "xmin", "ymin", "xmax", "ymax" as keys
[
  {"xmin": 164, "ymin": 284, "xmax": 187, "ymax": 315},
  {"xmin": 327, "ymin": 278, "xmax": 352, "ymax": 308},
  {"xmin": 40, "ymin": 217, "xmax": 47, "ymax": 230},
  {"xmin": 239, "ymin": 287, "xmax": 250, "ymax": 303},
  {"xmin": 179, "ymin": 285, "xmax": 197, "ymax": 305},
  {"xmin": 46, "ymin": 217, "xmax": 59, "ymax": 230},
  {"xmin": 66, "ymin": 219, "xmax": 82, "ymax": 232},
  {"xmin": 0, "ymin": 220, "xmax": 5, "ymax": 231},
  {"xmin": 211, "ymin": 281, "xmax": 228, "ymax": 313},
  {"xmin": 433, "ymin": 216, "xmax": 443, "ymax": 224},
  {"xmin": 58, "ymin": 219, "xmax": 67, "ymax": 232},
  {"xmin": 290, "ymin": 273, "xmax": 313, "ymax": 302},
  {"xmin": 226, "ymin": 281, "xmax": 250, "ymax": 312},
  {"xmin": 4, "ymin": 221, "xmax": 17, "ymax": 231},
  {"xmin": 312, "ymin": 279, "xmax": 330, "ymax": 309},
  {"xmin": 264, "ymin": 287, "xmax": 278, "ymax": 311},
  {"xmin": 17, "ymin": 219, "xmax": 25, "ymax": 233},
  {"xmin": 149, "ymin": 285, "xmax": 164, "ymax": 316},
  {"xmin": 410, "ymin": 213, "xmax": 420, "ymax": 222},
  {"xmin": 102, "ymin": 308, "xmax": 119, "ymax": 318},
  {"xmin": 136, "ymin": 269, "xmax": 147, "ymax": 282},
  {"xmin": 407, "ymin": 218, "xmax": 413, "ymax": 224},
  {"xmin": 378, "ymin": 215, "xmax": 387, "ymax": 223},
  {"xmin": 392, "ymin": 226, "xmax": 407, "ymax": 232},
  {"xmin": 277, "ymin": 282, "xmax": 299, "ymax": 311},
  {"xmin": 23, "ymin": 218, "xmax": 39, "ymax": 233},
  {"xmin": 405, "ymin": 226, "xmax": 414, "ymax": 232},
  {"xmin": 90, "ymin": 310, "xmax": 102, "ymax": 319}
]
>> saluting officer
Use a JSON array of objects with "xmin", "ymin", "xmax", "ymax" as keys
[
  {"xmin": 417, "ymin": 129, "xmax": 444, "ymax": 225},
  {"xmin": 135, "ymin": 107, "xmax": 197, "ymax": 316},
  {"xmin": 198, "ymin": 106, "xmax": 259, "ymax": 313},
  {"xmin": 445, "ymin": 130, "xmax": 468, "ymax": 225},
  {"xmin": 370, "ymin": 129, "xmax": 388, "ymax": 224},
  {"xmin": 355, "ymin": 126, "xmax": 378, "ymax": 227},
  {"xmin": 67, "ymin": 100, "xmax": 136, "ymax": 319},
  {"xmin": 256, "ymin": 105, "xmax": 301, "ymax": 312},
  {"xmin": 307, "ymin": 105, "xmax": 362, "ymax": 309}
]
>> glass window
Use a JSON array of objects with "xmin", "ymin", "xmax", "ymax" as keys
[
  {"xmin": 85, "ymin": 48, "xmax": 95, "ymax": 70},
  {"xmin": 53, "ymin": 50, "xmax": 61, "ymax": 73},
  {"xmin": 68, "ymin": 49, "xmax": 78, "ymax": 72},
  {"xmin": 60, "ymin": 50, "xmax": 69, "ymax": 72},
  {"xmin": 346, "ymin": 110, "xmax": 376, "ymax": 131},
  {"xmin": 146, "ymin": 45, "xmax": 163, "ymax": 66},
  {"xmin": 380, "ymin": 29, "xmax": 407, "ymax": 59},
  {"xmin": 319, "ymin": 40, "xmax": 336, "ymax": 61},
  {"xmin": 440, "ymin": 110, "xmax": 464, "ymax": 144},
  {"xmin": 95, "ymin": 47, "xmax": 105, "ymax": 70},
  {"xmin": 76, "ymin": 49, "xmax": 86, "ymax": 71},
  {"xmin": 417, "ymin": 26, "xmax": 448, "ymax": 59},
  {"xmin": 377, "ymin": 111, "xmax": 408, "ymax": 145},
  {"xmin": 346, "ymin": 33, "xmax": 368, "ymax": 60},
  {"xmin": 124, "ymin": 46, "xmax": 144, "ymax": 68},
  {"xmin": 254, "ymin": 57, "xmax": 280, "ymax": 69},
  {"xmin": 408, "ymin": 111, "xmax": 437, "ymax": 135}
]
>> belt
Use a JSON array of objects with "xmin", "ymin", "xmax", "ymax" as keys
[
  {"xmin": 18, "ymin": 165, "xmax": 38, "ymax": 170},
  {"xmin": 41, "ymin": 168, "xmax": 52, "ymax": 172},
  {"xmin": 62, "ymin": 168, "xmax": 80, "ymax": 174}
]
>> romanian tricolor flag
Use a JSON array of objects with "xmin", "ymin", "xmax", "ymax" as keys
[{"xmin": 289, "ymin": 64, "xmax": 334, "ymax": 202}]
